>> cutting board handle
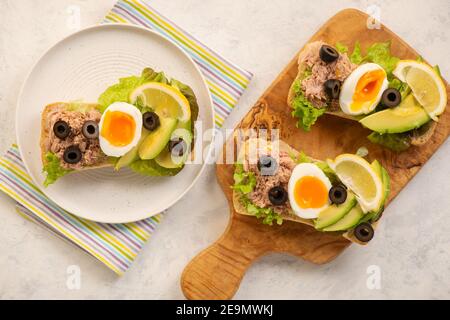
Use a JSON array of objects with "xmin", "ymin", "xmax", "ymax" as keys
[{"xmin": 181, "ymin": 220, "xmax": 266, "ymax": 300}]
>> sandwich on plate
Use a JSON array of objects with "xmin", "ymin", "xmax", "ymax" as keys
[
  {"xmin": 288, "ymin": 41, "xmax": 447, "ymax": 152},
  {"xmin": 40, "ymin": 68, "xmax": 198, "ymax": 186},
  {"xmin": 232, "ymin": 138, "xmax": 390, "ymax": 245}
]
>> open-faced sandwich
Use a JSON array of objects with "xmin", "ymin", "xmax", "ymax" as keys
[
  {"xmin": 232, "ymin": 138, "xmax": 390, "ymax": 244},
  {"xmin": 288, "ymin": 41, "xmax": 447, "ymax": 152},
  {"xmin": 40, "ymin": 68, "xmax": 198, "ymax": 186}
]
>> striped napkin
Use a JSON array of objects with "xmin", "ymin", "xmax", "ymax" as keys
[{"xmin": 0, "ymin": 0, "xmax": 252, "ymax": 275}]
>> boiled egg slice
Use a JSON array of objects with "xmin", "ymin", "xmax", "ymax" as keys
[
  {"xmin": 288, "ymin": 163, "xmax": 332, "ymax": 219},
  {"xmin": 339, "ymin": 63, "xmax": 388, "ymax": 116},
  {"xmin": 99, "ymin": 102, "xmax": 142, "ymax": 157}
]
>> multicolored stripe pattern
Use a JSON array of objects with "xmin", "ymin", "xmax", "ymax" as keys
[
  {"xmin": 0, "ymin": 145, "xmax": 160, "ymax": 275},
  {"xmin": 0, "ymin": 0, "xmax": 252, "ymax": 275},
  {"xmin": 104, "ymin": 0, "xmax": 253, "ymax": 127}
]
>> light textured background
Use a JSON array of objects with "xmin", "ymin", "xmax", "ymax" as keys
[{"xmin": 0, "ymin": 0, "xmax": 449, "ymax": 299}]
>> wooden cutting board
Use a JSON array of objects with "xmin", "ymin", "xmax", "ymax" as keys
[{"xmin": 181, "ymin": 8, "xmax": 450, "ymax": 300}]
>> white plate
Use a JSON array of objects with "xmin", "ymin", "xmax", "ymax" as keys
[{"xmin": 16, "ymin": 24, "xmax": 214, "ymax": 223}]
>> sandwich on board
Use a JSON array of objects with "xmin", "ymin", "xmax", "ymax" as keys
[
  {"xmin": 232, "ymin": 138, "xmax": 390, "ymax": 245},
  {"xmin": 288, "ymin": 41, "xmax": 447, "ymax": 152}
]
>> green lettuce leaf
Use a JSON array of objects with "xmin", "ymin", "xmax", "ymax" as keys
[
  {"xmin": 129, "ymin": 159, "xmax": 181, "ymax": 176},
  {"xmin": 335, "ymin": 42, "xmax": 348, "ymax": 54},
  {"xmin": 389, "ymin": 78, "xmax": 411, "ymax": 100},
  {"xmin": 66, "ymin": 101, "xmax": 94, "ymax": 112},
  {"xmin": 240, "ymin": 195, "xmax": 283, "ymax": 226},
  {"xmin": 294, "ymin": 151, "xmax": 313, "ymax": 164},
  {"xmin": 291, "ymin": 80, "xmax": 326, "ymax": 131},
  {"xmin": 97, "ymin": 68, "xmax": 168, "ymax": 113},
  {"xmin": 367, "ymin": 132, "xmax": 411, "ymax": 152},
  {"xmin": 344, "ymin": 41, "xmax": 399, "ymax": 78},
  {"xmin": 434, "ymin": 65, "xmax": 441, "ymax": 77},
  {"xmin": 43, "ymin": 152, "xmax": 73, "ymax": 186},
  {"xmin": 315, "ymin": 161, "xmax": 340, "ymax": 185},
  {"xmin": 232, "ymin": 164, "xmax": 256, "ymax": 194},
  {"xmin": 170, "ymin": 78, "xmax": 200, "ymax": 130},
  {"xmin": 364, "ymin": 42, "xmax": 400, "ymax": 77},
  {"xmin": 232, "ymin": 164, "xmax": 282, "ymax": 226},
  {"xmin": 301, "ymin": 67, "xmax": 312, "ymax": 79}
]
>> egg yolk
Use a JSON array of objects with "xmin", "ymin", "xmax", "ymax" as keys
[
  {"xmin": 100, "ymin": 111, "xmax": 136, "ymax": 147},
  {"xmin": 350, "ymin": 69, "xmax": 385, "ymax": 112},
  {"xmin": 294, "ymin": 176, "xmax": 328, "ymax": 209}
]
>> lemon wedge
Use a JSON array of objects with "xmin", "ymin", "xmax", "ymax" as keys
[
  {"xmin": 393, "ymin": 60, "xmax": 447, "ymax": 121},
  {"xmin": 327, "ymin": 154, "xmax": 383, "ymax": 213},
  {"xmin": 130, "ymin": 82, "xmax": 191, "ymax": 123}
]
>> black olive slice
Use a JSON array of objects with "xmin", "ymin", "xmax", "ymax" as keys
[
  {"xmin": 319, "ymin": 45, "xmax": 339, "ymax": 63},
  {"xmin": 328, "ymin": 184, "xmax": 347, "ymax": 205},
  {"xmin": 268, "ymin": 186, "xmax": 288, "ymax": 206},
  {"xmin": 257, "ymin": 155, "xmax": 278, "ymax": 176},
  {"xmin": 324, "ymin": 79, "xmax": 341, "ymax": 99},
  {"xmin": 53, "ymin": 120, "xmax": 71, "ymax": 139},
  {"xmin": 142, "ymin": 112, "xmax": 160, "ymax": 131},
  {"xmin": 168, "ymin": 138, "xmax": 187, "ymax": 157},
  {"xmin": 381, "ymin": 88, "xmax": 401, "ymax": 108},
  {"xmin": 354, "ymin": 222, "xmax": 374, "ymax": 242},
  {"xmin": 63, "ymin": 146, "xmax": 82, "ymax": 164},
  {"xmin": 82, "ymin": 120, "xmax": 99, "ymax": 139}
]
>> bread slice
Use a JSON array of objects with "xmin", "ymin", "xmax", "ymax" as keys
[
  {"xmin": 232, "ymin": 138, "xmax": 380, "ymax": 245},
  {"xmin": 40, "ymin": 102, "xmax": 110, "ymax": 171}
]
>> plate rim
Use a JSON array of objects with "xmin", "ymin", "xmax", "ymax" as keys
[{"xmin": 15, "ymin": 23, "xmax": 215, "ymax": 223}]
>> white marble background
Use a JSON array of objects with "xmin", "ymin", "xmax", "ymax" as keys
[{"xmin": 0, "ymin": 0, "xmax": 449, "ymax": 299}]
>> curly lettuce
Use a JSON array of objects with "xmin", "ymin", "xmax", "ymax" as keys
[
  {"xmin": 232, "ymin": 164, "xmax": 256, "ymax": 194},
  {"xmin": 389, "ymin": 78, "xmax": 410, "ymax": 99},
  {"xmin": 129, "ymin": 159, "xmax": 181, "ymax": 176},
  {"xmin": 367, "ymin": 132, "xmax": 411, "ymax": 152},
  {"xmin": 170, "ymin": 78, "xmax": 199, "ymax": 133},
  {"xmin": 291, "ymin": 79, "xmax": 326, "ymax": 131},
  {"xmin": 335, "ymin": 42, "xmax": 348, "ymax": 54},
  {"xmin": 335, "ymin": 41, "xmax": 399, "ymax": 78},
  {"xmin": 98, "ymin": 68, "xmax": 169, "ymax": 113},
  {"xmin": 291, "ymin": 150, "xmax": 312, "ymax": 164},
  {"xmin": 364, "ymin": 42, "xmax": 400, "ymax": 77},
  {"xmin": 350, "ymin": 41, "xmax": 364, "ymax": 64},
  {"xmin": 240, "ymin": 196, "xmax": 283, "ymax": 226},
  {"xmin": 43, "ymin": 152, "xmax": 73, "ymax": 186},
  {"xmin": 232, "ymin": 164, "xmax": 282, "ymax": 226}
]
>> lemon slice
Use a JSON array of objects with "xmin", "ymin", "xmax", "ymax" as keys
[
  {"xmin": 393, "ymin": 60, "xmax": 447, "ymax": 121},
  {"xmin": 327, "ymin": 154, "xmax": 383, "ymax": 213},
  {"xmin": 130, "ymin": 82, "xmax": 191, "ymax": 123}
]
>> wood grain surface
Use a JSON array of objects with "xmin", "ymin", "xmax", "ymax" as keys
[{"xmin": 181, "ymin": 8, "xmax": 450, "ymax": 300}]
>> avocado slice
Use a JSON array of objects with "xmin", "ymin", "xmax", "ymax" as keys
[
  {"xmin": 376, "ymin": 162, "xmax": 391, "ymax": 208},
  {"xmin": 155, "ymin": 128, "xmax": 193, "ymax": 169},
  {"xmin": 115, "ymin": 129, "xmax": 150, "ymax": 170},
  {"xmin": 139, "ymin": 117, "xmax": 178, "ymax": 160},
  {"xmin": 370, "ymin": 160, "xmax": 384, "ymax": 213},
  {"xmin": 315, "ymin": 192, "xmax": 357, "ymax": 230},
  {"xmin": 323, "ymin": 205, "xmax": 364, "ymax": 232},
  {"xmin": 360, "ymin": 161, "xmax": 391, "ymax": 223},
  {"xmin": 360, "ymin": 95, "xmax": 430, "ymax": 134}
]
